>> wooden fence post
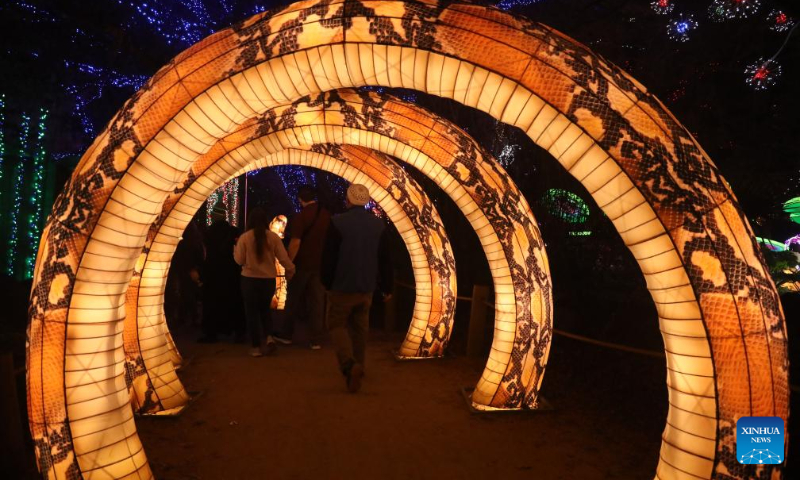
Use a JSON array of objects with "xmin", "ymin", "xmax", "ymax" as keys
[{"xmin": 467, "ymin": 285, "xmax": 490, "ymax": 358}]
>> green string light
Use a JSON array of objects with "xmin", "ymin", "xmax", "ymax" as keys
[
  {"xmin": 26, "ymin": 108, "xmax": 48, "ymax": 278},
  {"xmin": 7, "ymin": 113, "xmax": 31, "ymax": 277},
  {"xmin": 0, "ymin": 94, "xmax": 5, "ymax": 227},
  {"xmin": 542, "ymin": 188, "xmax": 591, "ymax": 225}
]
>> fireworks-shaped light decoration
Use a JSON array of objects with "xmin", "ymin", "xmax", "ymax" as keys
[
  {"xmin": 667, "ymin": 15, "xmax": 699, "ymax": 42},
  {"xmin": 708, "ymin": 0, "xmax": 761, "ymax": 22},
  {"xmin": 785, "ymin": 234, "xmax": 800, "ymax": 251},
  {"xmin": 650, "ymin": 0, "xmax": 674, "ymax": 15},
  {"xmin": 744, "ymin": 57, "xmax": 782, "ymax": 90},
  {"xmin": 768, "ymin": 9, "xmax": 795, "ymax": 33}
]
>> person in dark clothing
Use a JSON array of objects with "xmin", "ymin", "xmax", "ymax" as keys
[
  {"xmin": 165, "ymin": 220, "xmax": 205, "ymax": 327},
  {"xmin": 199, "ymin": 205, "xmax": 244, "ymax": 343},
  {"xmin": 276, "ymin": 185, "xmax": 331, "ymax": 349},
  {"xmin": 321, "ymin": 183, "xmax": 393, "ymax": 393}
]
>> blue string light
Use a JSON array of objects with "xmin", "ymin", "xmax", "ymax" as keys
[
  {"xmin": 8, "ymin": 1, "xmax": 57, "ymax": 23},
  {"xmin": 65, "ymin": 61, "xmax": 148, "ymax": 89},
  {"xmin": 64, "ymin": 83, "xmax": 100, "ymax": 137},
  {"xmin": 114, "ymin": 0, "xmax": 220, "ymax": 46},
  {"xmin": 496, "ymin": 0, "xmax": 544, "ymax": 11},
  {"xmin": 7, "ymin": 113, "xmax": 30, "ymax": 277},
  {"xmin": 63, "ymin": 61, "xmax": 148, "ymax": 137},
  {"xmin": 275, "ymin": 165, "xmax": 309, "ymax": 212}
]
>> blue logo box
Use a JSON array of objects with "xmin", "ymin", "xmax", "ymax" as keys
[{"xmin": 736, "ymin": 416, "xmax": 784, "ymax": 464}]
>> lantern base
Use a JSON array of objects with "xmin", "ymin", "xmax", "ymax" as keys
[
  {"xmin": 136, "ymin": 391, "xmax": 203, "ymax": 418},
  {"xmin": 461, "ymin": 387, "xmax": 553, "ymax": 413},
  {"xmin": 173, "ymin": 354, "xmax": 193, "ymax": 371}
]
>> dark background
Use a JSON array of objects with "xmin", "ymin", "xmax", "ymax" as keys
[{"xmin": 0, "ymin": 0, "xmax": 798, "ymax": 477}]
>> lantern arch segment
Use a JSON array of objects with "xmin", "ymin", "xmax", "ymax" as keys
[{"xmin": 29, "ymin": 85, "xmax": 551, "ymax": 478}]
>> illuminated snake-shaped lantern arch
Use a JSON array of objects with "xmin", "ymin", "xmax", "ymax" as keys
[
  {"xmin": 126, "ymin": 143, "xmax": 458, "ymax": 411},
  {"xmin": 130, "ymin": 90, "xmax": 549, "ymax": 417},
  {"xmin": 29, "ymin": 80, "xmax": 551, "ymax": 476},
  {"xmin": 27, "ymin": 2, "xmax": 786, "ymax": 479}
]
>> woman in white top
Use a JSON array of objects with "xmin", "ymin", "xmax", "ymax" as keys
[{"xmin": 234, "ymin": 207, "xmax": 295, "ymax": 356}]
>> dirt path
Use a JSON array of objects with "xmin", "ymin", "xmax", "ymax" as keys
[{"xmin": 137, "ymin": 330, "xmax": 669, "ymax": 479}]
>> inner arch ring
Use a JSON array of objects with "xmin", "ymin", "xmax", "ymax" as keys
[{"xmin": 125, "ymin": 144, "xmax": 458, "ymax": 414}]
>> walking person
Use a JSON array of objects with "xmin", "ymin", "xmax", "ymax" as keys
[
  {"xmin": 165, "ymin": 220, "xmax": 205, "ymax": 328},
  {"xmin": 276, "ymin": 185, "xmax": 331, "ymax": 349},
  {"xmin": 234, "ymin": 207, "xmax": 295, "ymax": 357},
  {"xmin": 321, "ymin": 184, "xmax": 393, "ymax": 392}
]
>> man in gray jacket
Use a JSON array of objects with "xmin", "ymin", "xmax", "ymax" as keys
[{"xmin": 321, "ymin": 184, "xmax": 393, "ymax": 393}]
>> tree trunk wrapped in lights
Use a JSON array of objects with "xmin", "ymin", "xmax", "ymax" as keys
[{"xmin": 27, "ymin": 2, "xmax": 787, "ymax": 479}]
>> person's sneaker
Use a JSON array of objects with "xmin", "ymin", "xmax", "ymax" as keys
[
  {"xmin": 310, "ymin": 344, "xmax": 322, "ymax": 350},
  {"xmin": 347, "ymin": 363, "xmax": 364, "ymax": 393},
  {"xmin": 263, "ymin": 341, "xmax": 278, "ymax": 356},
  {"xmin": 249, "ymin": 348, "xmax": 263, "ymax": 357},
  {"xmin": 273, "ymin": 336, "xmax": 292, "ymax": 345}
]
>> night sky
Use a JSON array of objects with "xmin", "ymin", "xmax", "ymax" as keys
[{"xmin": 1, "ymin": 0, "xmax": 798, "ymax": 237}]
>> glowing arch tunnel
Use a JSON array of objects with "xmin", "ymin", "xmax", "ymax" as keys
[
  {"xmin": 136, "ymin": 90, "xmax": 551, "ymax": 416},
  {"xmin": 127, "ymin": 144, "xmax": 458, "ymax": 413},
  {"xmin": 28, "ymin": 2, "xmax": 787, "ymax": 479}
]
